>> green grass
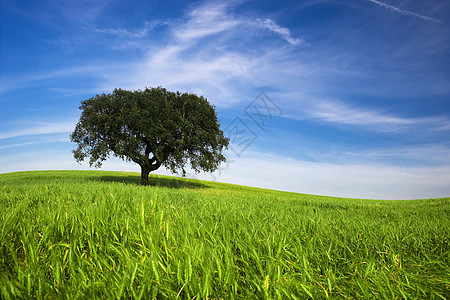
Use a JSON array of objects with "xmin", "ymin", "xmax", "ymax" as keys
[{"xmin": 1, "ymin": 170, "xmax": 449, "ymax": 299}]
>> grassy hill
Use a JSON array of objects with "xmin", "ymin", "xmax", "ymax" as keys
[{"xmin": 1, "ymin": 170, "xmax": 449, "ymax": 299}]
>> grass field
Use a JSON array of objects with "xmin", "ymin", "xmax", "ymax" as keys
[{"xmin": 1, "ymin": 170, "xmax": 449, "ymax": 299}]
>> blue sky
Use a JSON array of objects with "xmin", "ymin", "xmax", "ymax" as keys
[{"xmin": 1, "ymin": 0, "xmax": 450, "ymax": 199}]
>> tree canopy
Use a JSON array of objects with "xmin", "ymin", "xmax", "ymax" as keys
[{"xmin": 70, "ymin": 87, "xmax": 229, "ymax": 185}]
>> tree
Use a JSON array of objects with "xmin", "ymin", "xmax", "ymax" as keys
[{"xmin": 70, "ymin": 87, "xmax": 229, "ymax": 185}]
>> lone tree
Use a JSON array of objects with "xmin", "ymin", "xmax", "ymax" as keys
[{"xmin": 70, "ymin": 87, "xmax": 229, "ymax": 185}]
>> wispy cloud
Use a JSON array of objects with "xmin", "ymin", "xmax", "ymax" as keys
[
  {"xmin": 365, "ymin": 0, "xmax": 442, "ymax": 23},
  {"xmin": 0, "ymin": 65, "xmax": 107, "ymax": 94},
  {"xmin": 297, "ymin": 98, "xmax": 450, "ymax": 132},
  {"xmin": 3, "ymin": 1, "xmax": 298, "ymax": 104},
  {"xmin": 0, "ymin": 134, "xmax": 69, "ymax": 151},
  {"xmin": 96, "ymin": 21, "xmax": 166, "ymax": 38},
  {"xmin": 49, "ymin": 0, "xmax": 114, "ymax": 26},
  {"xmin": 339, "ymin": 144, "xmax": 450, "ymax": 166},
  {"xmin": 96, "ymin": 1, "xmax": 304, "ymax": 105},
  {"xmin": 174, "ymin": 2, "xmax": 242, "ymax": 41},
  {"xmin": 0, "ymin": 121, "xmax": 76, "ymax": 140},
  {"xmin": 257, "ymin": 18, "xmax": 303, "ymax": 46}
]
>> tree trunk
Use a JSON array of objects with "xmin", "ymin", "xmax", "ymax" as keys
[{"xmin": 140, "ymin": 166, "xmax": 150, "ymax": 186}]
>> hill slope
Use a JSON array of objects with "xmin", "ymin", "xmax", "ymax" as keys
[{"xmin": 1, "ymin": 170, "xmax": 449, "ymax": 299}]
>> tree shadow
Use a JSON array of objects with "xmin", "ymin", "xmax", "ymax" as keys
[{"xmin": 95, "ymin": 174, "xmax": 207, "ymax": 189}]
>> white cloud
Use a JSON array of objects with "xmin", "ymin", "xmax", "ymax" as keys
[
  {"xmin": 257, "ymin": 18, "xmax": 303, "ymax": 46},
  {"xmin": 0, "ymin": 65, "xmax": 105, "ymax": 94},
  {"xmin": 96, "ymin": 20, "xmax": 165, "ymax": 38},
  {"xmin": 365, "ymin": 0, "xmax": 442, "ymax": 23},
  {"xmin": 94, "ymin": 2, "xmax": 265, "ymax": 106},
  {"xmin": 335, "ymin": 144, "xmax": 450, "ymax": 166},
  {"xmin": 51, "ymin": 0, "xmax": 114, "ymax": 26},
  {"xmin": 286, "ymin": 97, "xmax": 450, "ymax": 133},
  {"xmin": 174, "ymin": 2, "xmax": 242, "ymax": 41},
  {"xmin": 305, "ymin": 99, "xmax": 410, "ymax": 126},
  {"xmin": 0, "ymin": 121, "xmax": 76, "ymax": 140},
  {"xmin": 85, "ymin": 1, "xmax": 309, "ymax": 107}
]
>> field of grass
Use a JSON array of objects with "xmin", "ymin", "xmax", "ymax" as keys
[{"xmin": 1, "ymin": 170, "xmax": 449, "ymax": 299}]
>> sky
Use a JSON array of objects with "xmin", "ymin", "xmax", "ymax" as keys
[{"xmin": 1, "ymin": 0, "xmax": 450, "ymax": 199}]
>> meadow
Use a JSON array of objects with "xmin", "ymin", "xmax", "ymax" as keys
[{"xmin": 1, "ymin": 170, "xmax": 449, "ymax": 299}]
